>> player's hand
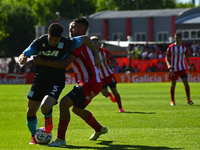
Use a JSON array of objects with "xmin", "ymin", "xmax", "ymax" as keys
[
  {"xmin": 167, "ymin": 65, "xmax": 172, "ymax": 71},
  {"xmin": 188, "ymin": 66, "xmax": 192, "ymax": 73},
  {"xmin": 18, "ymin": 54, "xmax": 27, "ymax": 65},
  {"xmin": 95, "ymin": 56, "xmax": 101, "ymax": 67},
  {"xmin": 33, "ymin": 56, "xmax": 43, "ymax": 65}
]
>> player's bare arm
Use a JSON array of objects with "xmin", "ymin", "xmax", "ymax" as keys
[
  {"xmin": 18, "ymin": 54, "xmax": 28, "ymax": 65},
  {"xmin": 185, "ymin": 54, "xmax": 191, "ymax": 73},
  {"xmin": 165, "ymin": 48, "xmax": 172, "ymax": 70},
  {"xmin": 33, "ymin": 54, "xmax": 76, "ymax": 69},
  {"xmin": 80, "ymin": 35, "xmax": 101, "ymax": 67}
]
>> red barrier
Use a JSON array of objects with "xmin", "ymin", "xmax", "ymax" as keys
[{"xmin": 115, "ymin": 57, "xmax": 200, "ymax": 72}]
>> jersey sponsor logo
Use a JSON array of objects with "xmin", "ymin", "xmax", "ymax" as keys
[
  {"xmin": 85, "ymin": 91, "xmax": 95, "ymax": 100},
  {"xmin": 42, "ymin": 43, "xmax": 46, "ymax": 47},
  {"xmin": 58, "ymin": 42, "xmax": 64, "ymax": 49},
  {"xmin": 28, "ymin": 90, "xmax": 34, "ymax": 97},
  {"xmin": 39, "ymin": 50, "xmax": 59, "ymax": 57}
]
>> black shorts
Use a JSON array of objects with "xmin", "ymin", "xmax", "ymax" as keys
[
  {"xmin": 67, "ymin": 85, "xmax": 86, "ymax": 109},
  {"xmin": 27, "ymin": 75, "xmax": 65, "ymax": 102},
  {"xmin": 102, "ymin": 81, "xmax": 117, "ymax": 89}
]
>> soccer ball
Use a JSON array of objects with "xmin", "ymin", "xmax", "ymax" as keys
[{"xmin": 34, "ymin": 127, "xmax": 52, "ymax": 144}]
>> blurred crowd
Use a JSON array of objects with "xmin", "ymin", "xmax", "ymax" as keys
[
  {"xmin": 0, "ymin": 57, "xmax": 35, "ymax": 73},
  {"xmin": 0, "ymin": 42, "xmax": 199, "ymax": 74},
  {"xmin": 127, "ymin": 42, "xmax": 200, "ymax": 61},
  {"xmin": 113, "ymin": 42, "xmax": 198, "ymax": 73}
]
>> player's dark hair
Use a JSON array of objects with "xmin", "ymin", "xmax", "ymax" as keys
[
  {"xmin": 73, "ymin": 17, "xmax": 89, "ymax": 31},
  {"xmin": 48, "ymin": 23, "xmax": 64, "ymax": 38},
  {"xmin": 175, "ymin": 33, "xmax": 182, "ymax": 38}
]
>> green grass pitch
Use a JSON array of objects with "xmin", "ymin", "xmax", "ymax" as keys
[{"xmin": 0, "ymin": 82, "xmax": 200, "ymax": 150}]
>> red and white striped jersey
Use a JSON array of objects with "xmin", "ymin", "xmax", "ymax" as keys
[
  {"xmin": 166, "ymin": 43, "xmax": 188, "ymax": 71},
  {"xmin": 98, "ymin": 47, "xmax": 113, "ymax": 79},
  {"xmin": 70, "ymin": 45, "xmax": 101, "ymax": 83}
]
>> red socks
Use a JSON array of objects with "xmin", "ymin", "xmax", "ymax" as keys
[
  {"xmin": 170, "ymin": 86, "xmax": 175, "ymax": 101},
  {"xmin": 185, "ymin": 85, "xmax": 190, "ymax": 100},
  {"xmin": 84, "ymin": 112, "xmax": 102, "ymax": 132},
  {"xmin": 115, "ymin": 93, "xmax": 122, "ymax": 108},
  {"xmin": 57, "ymin": 119, "xmax": 69, "ymax": 140}
]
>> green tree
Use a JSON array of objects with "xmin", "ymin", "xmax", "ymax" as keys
[
  {"xmin": 95, "ymin": 0, "xmax": 177, "ymax": 11},
  {"xmin": 176, "ymin": 2, "xmax": 195, "ymax": 8},
  {"xmin": 0, "ymin": 2, "xmax": 37, "ymax": 57}
]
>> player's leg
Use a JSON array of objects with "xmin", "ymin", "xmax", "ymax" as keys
[
  {"xmin": 27, "ymin": 99, "xmax": 40, "ymax": 144},
  {"xmin": 72, "ymin": 106, "xmax": 108, "ymax": 140},
  {"xmin": 111, "ymin": 87, "xmax": 124, "ymax": 112},
  {"xmin": 181, "ymin": 76, "xmax": 193, "ymax": 105},
  {"xmin": 168, "ymin": 70, "xmax": 177, "ymax": 105},
  {"xmin": 170, "ymin": 80, "xmax": 176, "ymax": 105},
  {"xmin": 101, "ymin": 78, "xmax": 116, "ymax": 103},
  {"xmin": 48, "ymin": 95, "xmax": 73, "ymax": 147},
  {"xmin": 101, "ymin": 86, "xmax": 116, "ymax": 103},
  {"xmin": 42, "ymin": 80, "xmax": 65, "ymax": 134},
  {"xmin": 40, "ymin": 95, "xmax": 57, "ymax": 134}
]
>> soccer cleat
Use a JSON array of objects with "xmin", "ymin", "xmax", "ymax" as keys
[
  {"xmin": 89, "ymin": 126, "xmax": 108, "ymax": 140},
  {"xmin": 119, "ymin": 108, "xmax": 125, "ymax": 112},
  {"xmin": 170, "ymin": 101, "xmax": 175, "ymax": 106},
  {"xmin": 187, "ymin": 100, "xmax": 193, "ymax": 105},
  {"xmin": 44, "ymin": 115, "xmax": 53, "ymax": 134},
  {"xmin": 108, "ymin": 91, "xmax": 116, "ymax": 103},
  {"xmin": 48, "ymin": 137, "xmax": 66, "ymax": 147},
  {"xmin": 29, "ymin": 136, "xmax": 37, "ymax": 145}
]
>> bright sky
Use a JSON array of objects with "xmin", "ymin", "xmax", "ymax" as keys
[{"xmin": 177, "ymin": 0, "xmax": 199, "ymax": 6}]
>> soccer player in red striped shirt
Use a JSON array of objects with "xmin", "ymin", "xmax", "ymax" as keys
[
  {"xmin": 90, "ymin": 36, "xmax": 124, "ymax": 112},
  {"xmin": 34, "ymin": 17, "xmax": 108, "ymax": 147},
  {"xmin": 165, "ymin": 33, "xmax": 193, "ymax": 106}
]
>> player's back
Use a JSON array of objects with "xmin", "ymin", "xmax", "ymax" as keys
[
  {"xmin": 71, "ymin": 45, "xmax": 101, "ymax": 83},
  {"xmin": 98, "ymin": 47, "xmax": 113, "ymax": 79}
]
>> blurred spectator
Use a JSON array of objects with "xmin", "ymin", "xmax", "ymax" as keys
[
  {"xmin": 191, "ymin": 63, "xmax": 196, "ymax": 72},
  {"xmin": 127, "ymin": 44, "xmax": 133, "ymax": 59},
  {"xmin": 157, "ymin": 60, "xmax": 162, "ymax": 72},
  {"xmin": 0, "ymin": 59, "xmax": 7, "ymax": 73},
  {"xmin": 190, "ymin": 42, "xmax": 197, "ymax": 53},
  {"xmin": 148, "ymin": 49, "xmax": 157, "ymax": 59},
  {"xmin": 114, "ymin": 62, "xmax": 120, "ymax": 73},
  {"xmin": 150, "ymin": 63, "xmax": 157, "ymax": 72},
  {"xmin": 154, "ymin": 44, "xmax": 161, "ymax": 58},
  {"xmin": 141, "ymin": 48, "xmax": 148, "ymax": 60},
  {"xmin": 143, "ymin": 42, "xmax": 150, "ymax": 51},
  {"xmin": 125, "ymin": 65, "xmax": 134, "ymax": 73},
  {"xmin": 160, "ymin": 43, "xmax": 168, "ymax": 53},
  {"xmin": 121, "ymin": 63, "xmax": 127, "ymax": 73},
  {"xmin": 133, "ymin": 64, "xmax": 139, "ymax": 72},
  {"xmin": 146, "ymin": 65, "xmax": 151, "ymax": 72},
  {"xmin": 8, "ymin": 57, "xmax": 16, "ymax": 73},
  {"xmin": 193, "ymin": 49, "xmax": 200, "ymax": 57},
  {"xmin": 133, "ymin": 45, "xmax": 142, "ymax": 59}
]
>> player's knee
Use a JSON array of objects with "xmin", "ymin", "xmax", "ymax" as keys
[
  {"xmin": 60, "ymin": 96, "xmax": 72, "ymax": 108},
  {"xmin": 40, "ymin": 104, "xmax": 50, "ymax": 114}
]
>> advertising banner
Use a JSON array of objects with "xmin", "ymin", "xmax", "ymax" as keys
[{"xmin": 0, "ymin": 72, "xmax": 199, "ymax": 84}]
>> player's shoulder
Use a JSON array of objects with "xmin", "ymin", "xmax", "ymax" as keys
[
  {"xmin": 181, "ymin": 43, "xmax": 188, "ymax": 48},
  {"xmin": 168, "ymin": 43, "xmax": 175, "ymax": 47},
  {"xmin": 100, "ymin": 47, "xmax": 108, "ymax": 52},
  {"xmin": 60, "ymin": 36, "xmax": 72, "ymax": 43},
  {"xmin": 35, "ymin": 34, "xmax": 47, "ymax": 42}
]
